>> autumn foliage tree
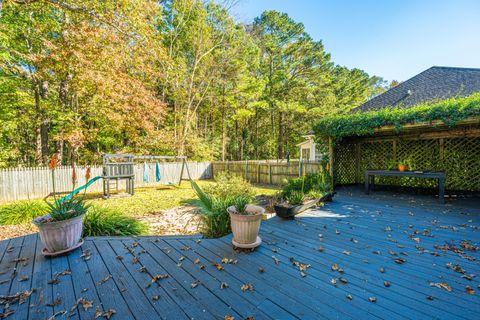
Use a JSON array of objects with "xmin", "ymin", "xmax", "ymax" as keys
[{"xmin": 0, "ymin": 1, "xmax": 386, "ymax": 167}]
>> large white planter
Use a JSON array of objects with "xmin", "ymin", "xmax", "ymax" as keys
[
  {"xmin": 228, "ymin": 205, "xmax": 264, "ymax": 248},
  {"xmin": 33, "ymin": 214, "xmax": 84, "ymax": 254}
]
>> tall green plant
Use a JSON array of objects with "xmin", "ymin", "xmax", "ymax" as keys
[{"xmin": 191, "ymin": 180, "xmax": 235, "ymax": 238}]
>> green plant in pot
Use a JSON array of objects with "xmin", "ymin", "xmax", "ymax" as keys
[
  {"xmin": 33, "ymin": 154, "xmax": 90, "ymax": 255},
  {"xmin": 227, "ymin": 195, "xmax": 265, "ymax": 249}
]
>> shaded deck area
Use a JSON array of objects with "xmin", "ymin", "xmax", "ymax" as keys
[{"xmin": 1, "ymin": 187, "xmax": 479, "ymax": 319}]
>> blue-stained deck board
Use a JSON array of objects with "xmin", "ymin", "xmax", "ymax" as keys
[{"xmin": 0, "ymin": 186, "xmax": 478, "ymax": 319}]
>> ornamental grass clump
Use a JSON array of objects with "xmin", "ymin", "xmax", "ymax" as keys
[
  {"xmin": 82, "ymin": 206, "xmax": 148, "ymax": 237},
  {"xmin": 191, "ymin": 180, "xmax": 235, "ymax": 238}
]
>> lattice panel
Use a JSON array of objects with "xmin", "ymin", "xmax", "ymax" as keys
[
  {"xmin": 355, "ymin": 140, "xmax": 396, "ymax": 186},
  {"xmin": 334, "ymin": 135, "xmax": 480, "ymax": 192},
  {"xmin": 394, "ymin": 139, "xmax": 440, "ymax": 188},
  {"xmin": 442, "ymin": 137, "xmax": 480, "ymax": 191},
  {"xmin": 334, "ymin": 143, "xmax": 357, "ymax": 184}
]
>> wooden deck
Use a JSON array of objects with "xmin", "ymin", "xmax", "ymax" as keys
[{"xmin": 1, "ymin": 187, "xmax": 479, "ymax": 319}]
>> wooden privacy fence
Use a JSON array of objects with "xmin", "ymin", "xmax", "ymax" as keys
[
  {"xmin": 212, "ymin": 160, "xmax": 326, "ymax": 185},
  {"xmin": 0, "ymin": 162, "xmax": 212, "ymax": 202}
]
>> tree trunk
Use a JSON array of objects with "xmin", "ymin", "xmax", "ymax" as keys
[
  {"xmin": 277, "ymin": 111, "xmax": 284, "ymax": 160},
  {"xmin": 34, "ymin": 84, "xmax": 43, "ymax": 165}
]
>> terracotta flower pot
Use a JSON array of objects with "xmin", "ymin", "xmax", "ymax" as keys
[
  {"xmin": 33, "ymin": 214, "xmax": 84, "ymax": 254},
  {"xmin": 398, "ymin": 164, "xmax": 407, "ymax": 172},
  {"xmin": 228, "ymin": 205, "xmax": 264, "ymax": 245}
]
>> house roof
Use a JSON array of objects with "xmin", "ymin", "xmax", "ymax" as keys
[{"xmin": 353, "ymin": 66, "xmax": 480, "ymax": 112}]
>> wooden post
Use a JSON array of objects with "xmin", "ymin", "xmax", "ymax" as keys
[
  {"xmin": 245, "ymin": 160, "xmax": 248, "ymax": 181},
  {"xmin": 268, "ymin": 163, "xmax": 272, "ymax": 185},
  {"xmin": 328, "ymin": 136, "xmax": 334, "ymax": 185}
]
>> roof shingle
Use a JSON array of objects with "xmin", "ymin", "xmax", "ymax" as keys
[{"xmin": 354, "ymin": 66, "xmax": 480, "ymax": 112}]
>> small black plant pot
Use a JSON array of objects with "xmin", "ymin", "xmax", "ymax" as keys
[{"xmin": 274, "ymin": 199, "xmax": 319, "ymax": 219}]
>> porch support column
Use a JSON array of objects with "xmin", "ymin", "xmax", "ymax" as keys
[{"xmin": 328, "ymin": 136, "xmax": 334, "ymax": 188}]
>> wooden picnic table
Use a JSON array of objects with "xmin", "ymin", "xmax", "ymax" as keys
[{"xmin": 365, "ymin": 169, "xmax": 446, "ymax": 203}]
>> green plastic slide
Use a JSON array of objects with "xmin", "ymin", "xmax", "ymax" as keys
[{"xmin": 56, "ymin": 176, "xmax": 102, "ymax": 203}]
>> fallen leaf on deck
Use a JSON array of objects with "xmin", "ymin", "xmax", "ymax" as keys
[
  {"xmin": 446, "ymin": 262, "xmax": 465, "ymax": 274},
  {"xmin": 0, "ymin": 310, "xmax": 15, "ymax": 318},
  {"xmin": 342, "ymin": 251, "xmax": 350, "ymax": 256},
  {"xmin": 330, "ymin": 278, "xmax": 337, "ymax": 286},
  {"xmin": 379, "ymin": 267, "xmax": 385, "ymax": 273},
  {"xmin": 194, "ymin": 258, "xmax": 201, "ymax": 264},
  {"xmin": 300, "ymin": 272, "xmax": 306, "ymax": 278},
  {"xmin": 220, "ymin": 282, "xmax": 229, "ymax": 289},
  {"xmin": 373, "ymin": 251, "xmax": 380, "ymax": 255},
  {"xmin": 394, "ymin": 258, "xmax": 405, "ymax": 264},
  {"xmin": 368, "ymin": 297, "xmax": 377, "ymax": 303},
  {"xmin": 258, "ymin": 267, "xmax": 265, "ymax": 273},
  {"xmin": 78, "ymin": 298, "xmax": 93, "ymax": 311},
  {"xmin": 98, "ymin": 275, "xmax": 112, "ymax": 285},
  {"xmin": 18, "ymin": 275, "xmax": 28, "ymax": 282},
  {"xmin": 152, "ymin": 295, "xmax": 160, "ymax": 301},
  {"xmin": 346, "ymin": 294, "xmax": 353, "ymax": 300},
  {"xmin": 331, "ymin": 264, "xmax": 339, "ymax": 272},
  {"xmin": 224, "ymin": 315, "xmax": 234, "ymax": 320},
  {"xmin": 115, "ymin": 256, "xmax": 123, "ymax": 261},
  {"xmin": 139, "ymin": 266, "xmax": 146, "ymax": 273},
  {"xmin": 430, "ymin": 282, "xmax": 452, "ymax": 292},
  {"xmin": 152, "ymin": 274, "xmax": 169, "ymax": 283},
  {"xmin": 103, "ymin": 309, "xmax": 116, "ymax": 319},
  {"xmin": 94, "ymin": 307, "xmax": 102, "ymax": 319},
  {"xmin": 213, "ymin": 263, "xmax": 224, "ymax": 271},
  {"xmin": 383, "ymin": 281, "xmax": 391, "ymax": 287},
  {"xmin": 335, "ymin": 230, "xmax": 340, "ymax": 235},
  {"xmin": 46, "ymin": 297, "xmax": 61, "ymax": 307},
  {"xmin": 465, "ymin": 286, "xmax": 475, "ymax": 295},
  {"xmin": 318, "ymin": 246, "xmax": 325, "ymax": 252},
  {"xmin": 412, "ymin": 237, "xmax": 420, "ymax": 243},
  {"xmin": 272, "ymin": 256, "xmax": 280, "ymax": 265},
  {"xmin": 339, "ymin": 277, "xmax": 348, "ymax": 284},
  {"xmin": 180, "ymin": 246, "xmax": 191, "ymax": 251},
  {"xmin": 241, "ymin": 283, "xmax": 254, "ymax": 292},
  {"xmin": 462, "ymin": 274, "xmax": 475, "ymax": 281},
  {"xmin": 426, "ymin": 295, "xmax": 434, "ymax": 300},
  {"xmin": 191, "ymin": 280, "xmax": 200, "ymax": 288},
  {"xmin": 81, "ymin": 250, "xmax": 91, "ymax": 261}
]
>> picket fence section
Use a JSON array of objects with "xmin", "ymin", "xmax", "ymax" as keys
[{"xmin": 0, "ymin": 162, "xmax": 212, "ymax": 202}]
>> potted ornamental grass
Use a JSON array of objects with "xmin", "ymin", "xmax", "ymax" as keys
[
  {"xmin": 274, "ymin": 172, "xmax": 333, "ymax": 219},
  {"xmin": 227, "ymin": 196, "xmax": 264, "ymax": 249},
  {"xmin": 33, "ymin": 154, "xmax": 90, "ymax": 256}
]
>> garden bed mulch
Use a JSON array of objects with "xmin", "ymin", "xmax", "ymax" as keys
[
  {"xmin": 0, "ymin": 224, "xmax": 36, "ymax": 241},
  {"xmin": 135, "ymin": 205, "xmax": 203, "ymax": 236}
]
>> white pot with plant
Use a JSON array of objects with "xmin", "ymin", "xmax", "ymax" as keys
[
  {"xmin": 227, "ymin": 196, "xmax": 264, "ymax": 249},
  {"xmin": 33, "ymin": 154, "xmax": 90, "ymax": 256}
]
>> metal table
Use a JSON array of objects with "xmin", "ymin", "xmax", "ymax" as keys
[{"xmin": 365, "ymin": 170, "xmax": 446, "ymax": 203}]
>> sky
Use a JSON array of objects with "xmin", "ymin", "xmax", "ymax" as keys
[{"xmin": 229, "ymin": 0, "xmax": 480, "ymax": 82}]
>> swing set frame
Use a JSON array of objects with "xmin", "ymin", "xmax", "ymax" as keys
[{"xmin": 102, "ymin": 154, "xmax": 192, "ymax": 198}]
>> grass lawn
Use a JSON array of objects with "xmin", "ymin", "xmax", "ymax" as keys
[{"xmin": 90, "ymin": 180, "xmax": 278, "ymax": 216}]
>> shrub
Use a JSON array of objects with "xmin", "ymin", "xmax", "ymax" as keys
[
  {"xmin": 281, "ymin": 172, "xmax": 332, "ymax": 201},
  {"xmin": 191, "ymin": 180, "xmax": 235, "ymax": 238},
  {"xmin": 204, "ymin": 172, "xmax": 254, "ymax": 199},
  {"xmin": 0, "ymin": 201, "xmax": 48, "ymax": 225},
  {"xmin": 83, "ymin": 206, "xmax": 148, "ymax": 237}
]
